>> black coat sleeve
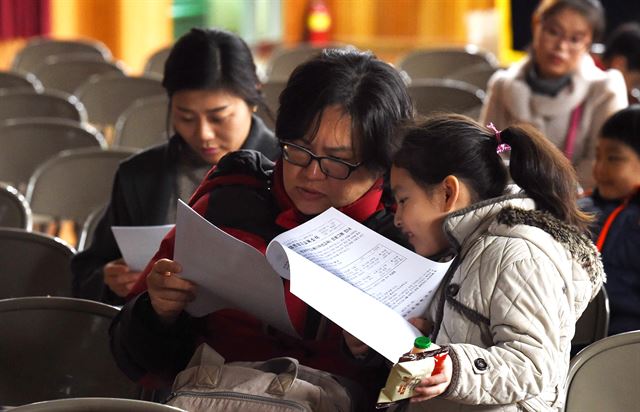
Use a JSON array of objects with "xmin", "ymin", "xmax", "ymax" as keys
[
  {"xmin": 109, "ymin": 292, "xmax": 197, "ymax": 383},
  {"xmin": 70, "ymin": 170, "xmax": 130, "ymax": 305}
]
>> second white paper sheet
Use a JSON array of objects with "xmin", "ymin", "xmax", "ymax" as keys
[{"xmin": 173, "ymin": 200, "xmax": 298, "ymax": 338}]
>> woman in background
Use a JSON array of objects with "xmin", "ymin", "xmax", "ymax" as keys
[
  {"xmin": 71, "ymin": 28, "xmax": 279, "ymax": 305},
  {"xmin": 480, "ymin": 0, "xmax": 627, "ymax": 188}
]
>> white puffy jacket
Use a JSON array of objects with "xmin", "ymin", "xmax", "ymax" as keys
[{"xmin": 409, "ymin": 195, "xmax": 604, "ymax": 412}]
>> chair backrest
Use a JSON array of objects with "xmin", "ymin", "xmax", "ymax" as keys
[
  {"xmin": 143, "ymin": 46, "xmax": 172, "ymax": 78},
  {"xmin": 571, "ymin": 287, "xmax": 610, "ymax": 351},
  {"xmin": 11, "ymin": 398, "xmax": 188, "ymax": 412},
  {"xmin": 77, "ymin": 203, "xmax": 106, "ymax": 252},
  {"xmin": 446, "ymin": 64, "xmax": 498, "ymax": 91},
  {"xmin": 0, "ymin": 229, "xmax": 74, "ymax": 298},
  {"xmin": 0, "ymin": 71, "xmax": 43, "ymax": 93},
  {"xmin": 11, "ymin": 37, "xmax": 112, "ymax": 74},
  {"xmin": 75, "ymin": 74, "xmax": 165, "ymax": 128},
  {"xmin": 0, "ymin": 297, "xmax": 142, "ymax": 407},
  {"xmin": 564, "ymin": 330, "xmax": 640, "ymax": 412},
  {"xmin": 113, "ymin": 95, "xmax": 169, "ymax": 149},
  {"xmin": 0, "ymin": 90, "xmax": 87, "ymax": 123},
  {"xmin": 265, "ymin": 45, "xmax": 325, "ymax": 82},
  {"xmin": 0, "ymin": 184, "xmax": 32, "ymax": 230},
  {"xmin": 32, "ymin": 56, "xmax": 127, "ymax": 94},
  {"xmin": 25, "ymin": 147, "xmax": 138, "ymax": 223},
  {"xmin": 0, "ymin": 118, "xmax": 106, "ymax": 192},
  {"xmin": 407, "ymin": 78, "xmax": 485, "ymax": 119},
  {"xmin": 398, "ymin": 47, "xmax": 498, "ymax": 81},
  {"xmin": 255, "ymin": 80, "xmax": 286, "ymax": 130}
]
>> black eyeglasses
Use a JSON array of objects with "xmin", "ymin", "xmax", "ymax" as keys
[{"xmin": 280, "ymin": 142, "xmax": 362, "ymax": 180}]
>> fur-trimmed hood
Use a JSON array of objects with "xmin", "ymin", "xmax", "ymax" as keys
[{"xmin": 443, "ymin": 194, "xmax": 604, "ymax": 299}]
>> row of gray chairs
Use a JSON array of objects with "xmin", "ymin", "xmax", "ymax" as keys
[
  {"xmin": 0, "ymin": 118, "xmax": 106, "ymax": 192},
  {"xmin": 0, "ymin": 85, "xmax": 167, "ymax": 149},
  {"xmin": 11, "ymin": 37, "xmax": 112, "ymax": 74},
  {"xmin": 2, "ymin": 58, "xmax": 164, "ymax": 142},
  {"xmin": 256, "ymin": 77, "xmax": 486, "ymax": 129},
  {"xmin": 0, "ymin": 296, "xmax": 170, "ymax": 409},
  {"xmin": 0, "ymin": 145, "xmax": 135, "ymax": 250},
  {"xmin": 259, "ymin": 44, "xmax": 498, "ymax": 91}
]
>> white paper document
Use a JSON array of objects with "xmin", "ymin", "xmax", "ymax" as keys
[
  {"xmin": 174, "ymin": 200, "xmax": 299, "ymax": 338},
  {"xmin": 111, "ymin": 224, "xmax": 174, "ymax": 271},
  {"xmin": 173, "ymin": 201, "xmax": 452, "ymax": 362},
  {"xmin": 265, "ymin": 208, "xmax": 452, "ymax": 361}
]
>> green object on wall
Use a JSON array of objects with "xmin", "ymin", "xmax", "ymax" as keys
[{"xmin": 172, "ymin": 0, "xmax": 207, "ymax": 39}]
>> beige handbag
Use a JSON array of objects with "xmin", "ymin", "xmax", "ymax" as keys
[{"xmin": 166, "ymin": 343, "xmax": 352, "ymax": 412}]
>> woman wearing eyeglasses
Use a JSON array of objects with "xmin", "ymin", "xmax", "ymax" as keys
[
  {"xmin": 110, "ymin": 48, "xmax": 413, "ymax": 409},
  {"xmin": 480, "ymin": 0, "xmax": 627, "ymax": 189}
]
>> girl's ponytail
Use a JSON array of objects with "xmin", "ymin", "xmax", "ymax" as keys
[{"xmin": 500, "ymin": 123, "xmax": 593, "ymax": 231}]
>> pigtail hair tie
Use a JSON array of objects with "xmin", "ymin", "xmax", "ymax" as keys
[{"xmin": 487, "ymin": 122, "xmax": 511, "ymax": 154}]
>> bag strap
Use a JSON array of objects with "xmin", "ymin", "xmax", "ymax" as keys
[
  {"xmin": 187, "ymin": 342, "xmax": 226, "ymax": 369},
  {"xmin": 253, "ymin": 357, "xmax": 300, "ymax": 395},
  {"xmin": 182, "ymin": 344, "xmax": 300, "ymax": 396}
]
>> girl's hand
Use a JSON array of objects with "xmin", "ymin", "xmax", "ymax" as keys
[
  {"xmin": 343, "ymin": 330, "xmax": 370, "ymax": 357},
  {"xmin": 146, "ymin": 258, "xmax": 196, "ymax": 324},
  {"xmin": 411, "ymin": 354, "xmax": 453, "ymax": 402}
]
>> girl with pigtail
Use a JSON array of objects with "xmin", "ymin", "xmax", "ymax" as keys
[{"xmin": 385, "ymin": 114, "xmax": 603, "ymax": 411}]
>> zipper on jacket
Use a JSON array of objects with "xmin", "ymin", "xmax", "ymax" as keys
[{"xmin": 166, "ymin": 390, "xmax": 311, "ymax": 411}]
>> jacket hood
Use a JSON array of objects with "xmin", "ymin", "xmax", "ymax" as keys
[{"xmin": 444, "ymin": 194, "xmax": 605, "ymax": 300}]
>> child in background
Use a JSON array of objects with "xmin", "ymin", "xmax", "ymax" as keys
[
  {"xmin": 579, "ymin": 105, "xmax": 640, "ymax": 336},
  {"xmin": 387, "ymin": 114, "xmax": 603, "ymax": 411},
  {"xmin": 602, "ymin": 23, "xmax": 640, "ymax": 104}
]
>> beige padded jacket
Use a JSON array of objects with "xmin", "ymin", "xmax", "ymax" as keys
[
  {"xmin": 479, "ymin": 55, "xmax": 627, "ymax": 189},
  {"xmin": 408, "ymin": 195, "xmax": 604, "ymax": 412}
]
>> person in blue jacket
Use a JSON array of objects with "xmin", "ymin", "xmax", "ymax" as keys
[{"xmin": 579, "ymin": 104, "xmax": 640, "ymax": 335}]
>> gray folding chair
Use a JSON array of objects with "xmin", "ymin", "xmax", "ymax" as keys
[
  {"xmin": 0, "ymin": 184, "xmax": 32, "ymax": 230},
  {"xmin": 143, "ymin": 45, "xmax": 172, "ymax": 79},
  {"xmin": 113, "ymin": 95, "xmax": 169, "ymax": 149},
  {"xmin": 0, "ymin": 228, "xmax": 74, "ymax": 298},
  {"xmin": 446, "ymin": 64, "xmax": 498, "ymax": 91},
  {"xmin": 11, "ymin": 37, "xmax": 112, "ymax": 74},
  {"xmin": 11, "ymin": 398, "xmax": 187, "ymax": 412},
  {"xmin": 407, "ymin": 78, "xmax": 485, "ymax": 119},
  {"xmin": 571, "ymin": 287, "xmax": 610, "ymax": 355},
  {"xmin": 255, "ymin": 80, "xmax": 286, "ymax": 130},
  {"xmin": 0, "ymin": 118, "xmax": 106, "ymax": 192},
  {"xmin": 265, "ymin": 45, "xmax": 326, "ymax": 82},
  {"xmin": 76, "ymin": 203, "xmax": 106, "ymax": 252},
  {"xmin": 564, "ymin": 330, "xmax": 640, "ymax": 412},
  {"xmin": 25, "ymin": 147, "xmax": 138, "ymax": 225},
  {"xmin": 75, "ymin": 74, "xmax": 165, "ymax": 132},
  {"xmin": 398, "ymin": 47, "xmax": 498, "ymax": 81},
  {"xmin": 0, "ymin": 297, "xmax": 142, "ymax": 407},
  {"xmin": 32, "ymin": 55, "xmax": 127, "ymax": 94},
  {"xmin": 0, "ymin": 90, "xmax": 87, "ymax": 123},
  {"xmin": 0, "ymin": 70, "xmax": 43, "ymax": 93}
]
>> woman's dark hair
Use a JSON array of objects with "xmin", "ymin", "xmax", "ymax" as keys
[
  {"xmin": 600, "ymin": 105, "xmax": 640, "ymax": 157},
  {"xmin": 603, "ymin": 22, "xmax": 640, "ymax": 71},
  {"xmin": 162, "ymin": 28, "xmax": 265, "ymax": 111},
  {"xmin": 393, "ymin": 114, "xmax": 591, "ymax": 231},
  {"xmin": 276, "ymin": 48, "xmax": 413, "ymax": 175},
  {"xmin": 533, "ymin": 0, "xmax": 605, "ymax": 42}
]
